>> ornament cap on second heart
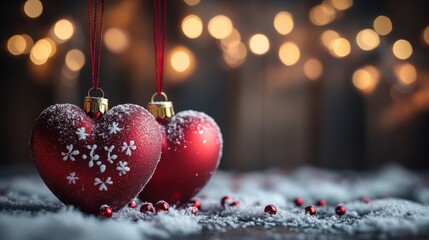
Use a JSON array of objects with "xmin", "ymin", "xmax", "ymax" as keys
[{"xmin": 147, "ymin": 92, "xmax": 175, "ymax": 120}]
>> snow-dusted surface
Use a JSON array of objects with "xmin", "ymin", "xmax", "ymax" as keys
[{"xmin": 1, "ymin": 164, "xmax": 429, "ymax": 239}]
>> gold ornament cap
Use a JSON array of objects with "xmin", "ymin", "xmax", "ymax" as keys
[
  {"xmin": 84, "ymin": 88, "xmax": 109, "ymax": 116},
  {"xmin": 147, "ymin": 92, "xmax": 175, "ymax": 120}
]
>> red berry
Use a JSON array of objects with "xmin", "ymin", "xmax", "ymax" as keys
[
  {"xmin": 294, "ymin": 197, "xmax": 304, "ymax": 207},
  {"xmin": 335, "ymin": 205, "xmax": 346, "ymax": 216},
  {"xmin": 155, "ymin": 200, "xmax": 169, "ymax": 213},
  {"xmin": 99, "ymin": 205, "xmax": 112, "ymax": 218},
  {"xmin": 221, "ymin": 196, "xmax": 233, "ymax": 207},
  {"xmin": 264, "ymin": 204, "xmax": 277, "ymax": 215},
  {"xmin": 189, "ymin": 205, "xmax": 198, "ymax": 215},
  {"xmin": 190, "ymin": 199, "xmax": 201, "ymax": 209},
  {"xmin": 128, "ymin": 201, "xmax": 137, "ymax": 208},
  {"xmin": 316, "ymin": 199, "xmax": 327, "ymax": 207},
  {"xmin": 304, "ymin": 205, "xmax": 316, "ymax": 215},
  {"xmin": 140, "ymin": 202, "xmax": 154, "ymax": 213},
  {"xmin": 362, "ymin": 197, "xmax": 371, "ymax": 204},
  {"xmin": 229, "ymin": 201, "xmax": 240, "ymax": 207}
]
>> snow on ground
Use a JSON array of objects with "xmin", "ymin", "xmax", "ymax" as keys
[{"xmin": 1, "ymin": 164, "xmax": 429, "ymax": 239}]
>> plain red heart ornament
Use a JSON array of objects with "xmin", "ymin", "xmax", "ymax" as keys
[
  {"xmin": 30, "ymin": 102, "xmax": 162, "ymax": 213},
  {"xmin": 139, "ymin": 97, "xmax": 222, "ymax": 206}
]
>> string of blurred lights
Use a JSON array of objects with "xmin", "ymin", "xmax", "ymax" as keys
[{"xmin": 5, "ymin": 0, "xmax": 429, "ymax": 98}]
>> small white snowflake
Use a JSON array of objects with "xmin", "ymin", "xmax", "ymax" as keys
[
  {"xmin": 75, "ymin": 127, "xmax": 89, "ymax": 140},
  {"xmin": 116, "ymin": 161, "xmax": 130, "ymax": 176},
  {"xmin": 121, "ymin": 141, "xmax": 136, "ymax": 156},
  {"xmin": 66, "ymin": 172, "xmax": 79, "ymax": 184},
  {"xmin": 61, "ymin": 144, "xmax": 79, "ymax": 161},
  {"xmin": 94, "ymin": 177, "xmax": 113, "ymax": 191},
  {"xmin": 104, "ymin": 145, "xmax": 117, "ymax": 164},
  {"xmin": 108, "ymin": 122, "xmax": 122, "ymax": 135},
  {"xmin": 82, "ymin": 145, "xmax": 106, "ymax": 173}
]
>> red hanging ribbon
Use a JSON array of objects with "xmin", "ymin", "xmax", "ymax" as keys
[
  {"xmin": 87, "ymin": 0, "xmax": 105, "ymax": 91},
  {"xmin": 153, "ymin": 0, "xmax": 167, "ymax": 95}
]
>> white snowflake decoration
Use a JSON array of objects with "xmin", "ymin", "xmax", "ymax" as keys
[
  {"xmin": 104, "ymin": 145, "xmax": 117, "ymax": 164},
  {"xmin": 94, "ymin": 177, "xmax": 113, "ymax": 191},
  {"xmin": 66, "ymin": 172, "xmax": 79, "ymax": 184},
  {"xmin": 61, "ymin": 144, "xmax": 79, "ymax": 161},
  {"xmin": 116, "ymin": 161, "xmax": 130, "ymax": 176},
  {"xmin": 121, "ymin": 141, "xmax": 136, "ymax": 156},
  {"xmin": 75, "ymin": 127, "xmax": 89, "ymax": 140},
  {"xmin": 82, "ymin": 145, "xmax": 106, "ymax": 173},
  {"xmin": 108, "ymin": 122, "xmax": 122, "ymax": 135}
]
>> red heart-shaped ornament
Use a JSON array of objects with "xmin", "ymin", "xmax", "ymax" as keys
[
  {"xmin": 139, "ymin": 110, "xmax": 222, "ymax": 205},
  {"xmin": 30, "ymin": 104, "xmax": 162, "ymax": 213}
]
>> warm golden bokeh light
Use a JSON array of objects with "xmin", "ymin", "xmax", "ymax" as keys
[
  {"xmin": 21, "ymin": 34, "xmax": 34, "ymax": 54},
  {"xmin": 208, "ymin": 15, "xmax": 233, "ymax": 39},
  {"xmin": 303, "ymin": 58, "xmax": 323, "ymax": 80},
  {"xmin": 278, "ymin": 41, "xmax": 300, "ymax": 66},
  {"xmin": 309, "ymin": 4, "xmax": 336, "ymax": 26},
  {"xmin": 321, "ymin": 30, "xmax": 340, "ymax": 49},
  {"xmin": 356, "ymin": 29, "xmax": 380, "ymax": 51},
  {"xmin": 24, "ymin": 0, "xmax": 43, "ymax": 18},
  {"xmin": 394, "ymin": 63, "xmax": 417, "ymax": 85},
  {"xmin": 53, "ymin": 19, "xmax": 74, "ymax": 42},
  {"xmin": 273, "ymin": 11, "xmax": 294, "ymax": 35},
  {"xmin": 221, "ymin": 28, "xmax": 241, "ymax": 50},
  {"xmin": 65, "ymin": 49, "xmax": 85, "ymax": 72},
  {"xmin": 224, "ymin": 42, "xmax": 247, "ymax": 68},
  {"xmin": 423, "ymin": 26, "xmax": 429, "ymax": 45},
  {"xmin": 249, "ymin": 34, "xmax": 270, "ymax": 55},
  {"xmin": 43, "ymin": 38, "xmax": 57, "ymax": 57},
  {"xmin": 7, "ymin": 35, "xmax": 27, "ymax": 55},
  {"xmin": 352, "ymin": 65, "xmax": 380, "ymax": 94},
  {"xmin": 182, "ymin": 15, "xmax": 203, "ymax": 39},
  {"xmin": 104, "ymin": 28, "xmax": 129, "ymax": 53},
  {"xmin": 30, "ymin": 39, "xmax": 54, "ymax": 65},
  {"xmin": 170, "ymin": 47, "xmax": 194, "ymax": 73},
  {"xmin": 329, "ymin": 0, "xmax": 353, "ymax": 10},
  {"xmin": 184, "ymin": 0, "xmax": 200, "ymax": 6},
  {"xmin": 373, "ymin": 15, "xmax": 392, "ymax": 36},
  {"xmin": 392, "ymin": 39, "xmax": 413, "ymax": 60},
  {"xmin": 330, "ymin": 38, "xmax": 351, "ymax": 58}
]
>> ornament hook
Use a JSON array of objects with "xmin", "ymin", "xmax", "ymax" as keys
[
  {"xmin": 151, "ymin": 92, "xmax": 168, "ymax": 103},
  {"xmin": 88, "ymin": 88, "xmax": 105, "ymax": 98}
]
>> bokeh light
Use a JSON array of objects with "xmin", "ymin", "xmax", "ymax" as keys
[
  {"xmin": 170, "ymin": 47, "xmax": 194, "ymax": 73},
  {"xmin": 309, "ymin": 4, "xmax": 336, "ymax": 26},
  {"xmin": 104, "ymin": 28, "xmax": 129, "ymax": 54},
  {"xmin": 53, "ymin": 19, "xmax": 74, "ymax": 42},
  {"xmin": 208, "ymin": 15, "xmax": 233, "ymax": 39},
  {"xmin": 24, "ymin": 0, "xmax": 43, "ymax": 18},
  {"xmin": 65, "ymin": 49, "xmax": 85, "ymax": 72},
  {"xmin": 273, "ymin": 11, "xmax": 294, "ymax": 35},
  {"xmin": 303, "ymin": 58, "xmax": 323, "ymax": 80},
  {"xmin": 249, "ymin": 34, "xmax": 270, "ymax": 55},
  {"xmin": 7, "ymin": 35, "xmax": 27, "ymax": 55},
  {"xmin": 356, "ymin": 29, "xmax": 380, "ymax": 51},
  {"xmin": 352, "ymin": 65, "xmax": 380, "ymax": 94},
  {"xmin": 30, "ymin": 39, "xmax": 55, "ymax": 65},
  {"xmin": 21, "ymin": 34, "xmax": 34, "ymax": 54},
  {"xmin": 184, "ymin": 0, "xmax": 200, "ymax": 6},
  {"xmin": 321, "ymin": 30, "xmax": 340, "ymax": 49},
  {"xmin": 423, "ymin": 26, "xmax": 429, "ymax": 45},
  {"xmin": 223, "ymin": 42, "xmax": 247, "ymax": 68},
  {"xmin": 330, "ymin": 38, "xmax": 351, "ymax": 58},
  {"xmin": 182, "ymin": 15, "xmax": 203, "ymax": 39},
  {"xmin": 392, "ymin": 39, "xmax": 413, "ymax": 60},
  {"xmin": 373, "ymin": 15, "xmax": 392, "ymax": 36},
  {"xmin": 221, "ymin": 28, "xmax": 241, "ymax": 50},
  {"xmin": 394, "ymin": 63, "xmax": 417, "ymax": 86},
  {"xmin": 329, "ymin": 0, "xmax": 353, "ymax": 11},
  {"xmin": 278, "ymin": 41, "xmax": 300, "ymax": 66}
]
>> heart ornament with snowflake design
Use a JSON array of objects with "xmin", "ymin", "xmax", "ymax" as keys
[{"xmin": 30, "ymin": 103, "xmax": 162, "ymax": 213}]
